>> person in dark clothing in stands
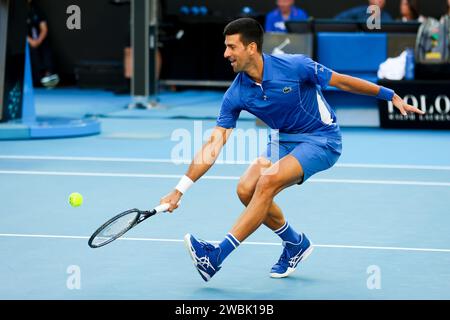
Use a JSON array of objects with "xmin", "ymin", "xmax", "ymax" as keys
[
  {"xmin": 335, "ymin": 0, "xmax": 393, "ymax": 22},
  {"xmin": 27, "ymin": 0, "xmax": 59, "ymax": 88}
]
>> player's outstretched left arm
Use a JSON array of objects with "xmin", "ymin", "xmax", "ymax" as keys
[{"xmin": 329, "ymin": 72, "xmax": 425, "ymax": 116}]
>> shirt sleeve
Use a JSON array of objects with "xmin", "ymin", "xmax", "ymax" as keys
[
  {"xmin": 300, "ymin": 10, "xmax": 309, "ymax": 19},
  {"xmin": 216, "ymin": 91, "xmax": 242, "ymax": 129},
  {"xmin": 296, "ymin": 55, "xmax": 333, "ymax": 90},
  {"xmin": 335, "ymin": 7, "xmax": 359, "ymax": 20},
  {"xmin": 293, "ymin": 7, "xmax": 309, "ymax": 20},
  {"xmin": 265, "ymin": 12, "xmax": 275, "ymax": 32}
]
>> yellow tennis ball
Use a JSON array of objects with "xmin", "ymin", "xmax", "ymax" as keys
[{"xmin": 69, "ymin": 192, "xmax": 83, "ymax": 207}]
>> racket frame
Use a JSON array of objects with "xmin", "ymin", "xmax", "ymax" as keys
[{"xmin": 88, "ymin": 208, "xmax": 156, "ymax": 248}]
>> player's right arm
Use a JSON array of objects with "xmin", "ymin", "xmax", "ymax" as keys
[
  {"xmin": 185, "ymin": 126, "xmax": 233, "ymax": 182},
  {"xmin": 160, "ymin": 126, "xmax": 233, "ymax": 212}
]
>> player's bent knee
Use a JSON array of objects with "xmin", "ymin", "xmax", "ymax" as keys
[
  {"xmin": 253, "ymin": 156, "xmax": 272, "ymax": 167},
  {"xmin": 236, "ymin": 181, "xmax": 255, "ymax": 204},
  {"xmin": 255, "ymin": 175, "xmax": 279, "ymax": 197}
]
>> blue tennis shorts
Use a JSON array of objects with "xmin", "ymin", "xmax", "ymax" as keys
[{"xmin": 262, "ymin": 131, "xmax": 342, "ymax": 184}]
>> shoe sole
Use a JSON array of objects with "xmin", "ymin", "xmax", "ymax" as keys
[
  {"xmin": 270, "ymin": 244, "xmax": 314, "ymax": 279},
  {"xmin": 184, "ymin": 233, "xmax": 211, "ymax": 282}
]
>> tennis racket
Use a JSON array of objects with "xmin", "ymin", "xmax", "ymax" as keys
[{"xmin": 88, "ymin": 203, "xmax": 171, "ymax": 248}]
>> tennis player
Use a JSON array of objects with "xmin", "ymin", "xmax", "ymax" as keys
[{"xmin": 161, "ymin": 18, "xmax": 424, "ymax": 281}]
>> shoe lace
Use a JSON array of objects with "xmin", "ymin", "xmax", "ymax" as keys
[
  {"xmin": 277, "ymin": 248, "xmax": 290, "ymax": 265},
  {"xmin": 199, "ymin": 240, "xmax": 216, "ymax": 251},
  {"xmin": 195, "ymin": 240, "xmax": 217, "ymax": 271}
]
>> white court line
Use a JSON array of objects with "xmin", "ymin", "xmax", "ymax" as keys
[
  {"xmin": 0, "ymin": 170, "xmax": 449, "ymax": 187},
  {"xmin": 309, "ymin": 178, "xmax": 450, "ymax": 187},
  {"xmin": 0, "ymin": 170, "xmax": 237, "ymax": 180},
  {"xmin": 1, "ymin": 155, "xmax": 450, "ymax": 170},
  {"xmin": 1, "ymin": 233, "xmax": 450, "ymax": 253},
  {"xmin": 336, "ymin": 163, "xmax": 450, "ymax": 171}
]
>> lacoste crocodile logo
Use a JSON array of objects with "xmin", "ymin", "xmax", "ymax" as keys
[{"xmin": 283, "ymin": 87, "xmax": 292, "ymax": 94}]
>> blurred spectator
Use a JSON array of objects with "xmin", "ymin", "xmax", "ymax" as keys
[
  {"xmin": 124, "ymin": 48, "xmax": 162, "ymax": 81},
  {"xmin": 335, "ymin": 0, "xmax": 393, "ymax": 22},
  {"xmin": 265, "ymin": 0, "xmax": 308, "ymax": 33},
  {"xmin": 26, "ymin": 0, "xmax": 59, "ymax": 88},
  {"xmin": 124, "ymin": 0, "xmax": 163, "ymax": 86},
  {"xmin": 441, "ymin": 0, "xmax": 450, "ymax": 20},
  {"xmin": 399, "ymin": 0, "xmax": 425, "ymax": 22}
]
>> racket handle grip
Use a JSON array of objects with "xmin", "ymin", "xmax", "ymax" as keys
[
  {"xmin": 154, "ymin": 203, "xmax": 170, "ymax": 213},
  {"xmin": 154, "ymin": 202, "xmax": 180, "ymax": 213}
]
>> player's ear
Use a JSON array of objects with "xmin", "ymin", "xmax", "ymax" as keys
[{"xmin": 248, "ymin": 42, "xmax": 257, "ymax": 54}]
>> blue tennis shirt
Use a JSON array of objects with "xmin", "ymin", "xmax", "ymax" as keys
[{"xmin": 217, "ymin": 53, "xmax": 340, "ymax": 137}]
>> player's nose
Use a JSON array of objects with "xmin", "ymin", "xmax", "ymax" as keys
[{"xmin": 224, "ymin": 49, "xmax": 230, "ymax": 59}]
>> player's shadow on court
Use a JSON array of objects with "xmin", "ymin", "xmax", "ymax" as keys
[
  {"xmin": 273, "ymin": 275, "xmax": 320, "ymax": 285},
  {"xmin": 193, "ymin": 276, "xmax": 321, "ymax": 298}
]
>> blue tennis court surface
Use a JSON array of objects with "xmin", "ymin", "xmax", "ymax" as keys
[{"xmin": 1, "ymin": 89, "xmax": 450, "ymax": 299}]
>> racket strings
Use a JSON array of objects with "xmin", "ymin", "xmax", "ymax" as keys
[{"xmin": 91, "ymin": 211, "xmax": 139, "ymax": 246}]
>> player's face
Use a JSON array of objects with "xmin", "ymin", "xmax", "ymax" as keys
[{"xmin": 224, "ymin": 34, "xmax": 252, "ymax": 73}]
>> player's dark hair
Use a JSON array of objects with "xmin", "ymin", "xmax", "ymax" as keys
[{"xmin": 223, "ymin": 18, "xmax": 264, "ymax": 53}]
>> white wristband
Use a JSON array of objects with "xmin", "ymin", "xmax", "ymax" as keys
[{"xmin": 175, "ymin": 175, "xmax": 194, "ymax": 194}]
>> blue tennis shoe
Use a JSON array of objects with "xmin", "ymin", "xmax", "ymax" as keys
[
  {"xmin": 184, "ymin": 234, "xmax": 221, "ymax": 282},
  {"xmin": 270, "ymin": 233, "xmax": 314, "ymax": 278}
]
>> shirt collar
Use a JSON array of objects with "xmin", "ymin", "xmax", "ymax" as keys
[
  {"xmin": 262, "ymin": 53, "xmax": 273, "ymax": 82},
  {"xmin": 242, "ymin": 53, "xmax": 273, "ymax": 85}
]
